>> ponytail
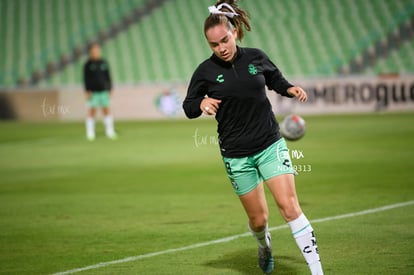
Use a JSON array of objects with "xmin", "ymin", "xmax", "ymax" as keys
[{"xmin": 204, "ymin": 0, "xmax": 251, "ymax": 42}]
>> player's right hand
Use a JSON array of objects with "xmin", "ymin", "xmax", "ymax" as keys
[{"xmin": 200, "ymin": 98, "xmax": 221, "ymax": 115}]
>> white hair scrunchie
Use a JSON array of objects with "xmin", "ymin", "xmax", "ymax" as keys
[{"xmin": 208, "ymin": 3, "xmax": 239, "ymax": 18}]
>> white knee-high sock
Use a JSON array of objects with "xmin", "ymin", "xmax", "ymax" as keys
[
  {"xmin": 288, "ymin": 214, "xmax": 323, "ymax": 275},
  {"xmin": 103, "ymin": 115, "xmax": 115, "ymax": 137},
  {"xmin": 86, "ymin": 117, "xmax": 95, "ymax": 139},
  {"xmin": 248, "ymin": 223, "xmax": 271, "ymax": 248}
]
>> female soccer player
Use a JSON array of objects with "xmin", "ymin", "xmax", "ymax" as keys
[
  {"xmin": 183, "ymin": 1, "xmax": 323, "ymax": 274},
  {"xmin": 83, "ymin": 43, "xmax": 116, "ymax": 141}
]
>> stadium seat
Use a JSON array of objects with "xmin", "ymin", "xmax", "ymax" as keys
[
  {"xmin": 1, "ymin": 0, "xmax": 413, "ymax": 87},
  {"xmin": 0, "ymin": 0, "xmax": 146, "ymax": 87},
  {"xmin": 372, "ymin": 39, "xmax": 414, "ymax": 74}
]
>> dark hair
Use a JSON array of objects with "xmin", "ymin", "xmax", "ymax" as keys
[
  {"xmin": 88, "ymin": 42, "xmax": 100, "ymax": 52},
  {"xmin": 204, "ymin": 0, "xmax": 251, "ymax": 42}
]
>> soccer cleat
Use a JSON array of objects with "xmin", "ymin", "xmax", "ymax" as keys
[
  {"xmin": 86, "ymin": 133, "xmax": 96, "ymax": 141},
  {"xmin": 258, "ymin": 234, "xmax": 274, "ymax": 274},
  {"xmin": 106, "ymin": 132, "xmax": 118, "ymax": 140}
]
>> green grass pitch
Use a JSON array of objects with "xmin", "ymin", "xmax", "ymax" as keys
[{"xmin": 0, "ymin": 113, "xmax": 413, "ymax": 274}]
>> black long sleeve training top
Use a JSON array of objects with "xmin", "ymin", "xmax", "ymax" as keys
[
  {"xmin": 183, "ymin": 47, "xmax": 294, "ymax": 158},
  {"xmin": 83, "ymin": 59, "xmax": 112, "ymax": 92}
]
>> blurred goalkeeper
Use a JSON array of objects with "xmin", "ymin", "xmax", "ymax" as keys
[{"xmin": 83, "ymin": 43, "xmax": 117, "ymax": 141}]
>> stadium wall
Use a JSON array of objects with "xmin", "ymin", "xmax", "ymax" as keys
[
  {"xmin": 0, "ymin": 75, "xmax": 413, "ymax": 121},
  {"xmin": 273, "ymin": 75, "xmax": 414, "ymax": 114},
  {"xmin": 0, "ymin": 89, "xmax": 60, "ymax": 120}
]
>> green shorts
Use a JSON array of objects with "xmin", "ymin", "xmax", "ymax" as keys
[
  {"xmin": 87, "ymin": 91, "xmax": 111, "ymax": 108},
  {"xmin": 222, "ymin": 138, "xmax": 295, "ymax": 196}
]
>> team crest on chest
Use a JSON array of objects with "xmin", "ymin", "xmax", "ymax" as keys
[{"xmin": 248, "ymin": 64, "xmax": 258, "ymax": 75}]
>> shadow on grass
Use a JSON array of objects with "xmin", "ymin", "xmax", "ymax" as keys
[{"xmin": 203, "ymin": 248, "xmax": 302, "ymax": 274}]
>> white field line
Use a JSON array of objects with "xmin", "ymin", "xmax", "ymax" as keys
[{"xmin": 52, "ymin": 200, "xmax": 414, "ymax": 275}]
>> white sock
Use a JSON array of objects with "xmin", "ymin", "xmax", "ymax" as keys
[
  {"xmin": 248, "ymin": 223, "xmax": 271, "ymax": 248},
  {"xmin": 288, "ymin": 214, "xmax": 323, "ymax": 275},
  {"xmin": 103, "ymin": 115, "xmax": 115, "ymax": 137},
  {"xmin": 86, "ymin": 117, "xmax": 95, "ymax": 139}
]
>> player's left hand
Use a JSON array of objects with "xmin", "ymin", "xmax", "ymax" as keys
[{"xmin": 287, "ymin": 86, "xmax": 308, "ymax": 102}]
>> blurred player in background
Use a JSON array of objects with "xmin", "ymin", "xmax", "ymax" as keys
[
  {"xmin": 83, "ymin": 43, "xmax": 116, "ymax": 141},
  {"xmin": 183, "ymin": 0, "xmax": 323, "ymax": 274}
]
